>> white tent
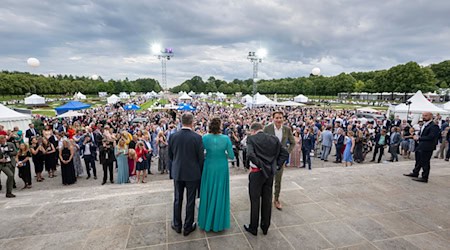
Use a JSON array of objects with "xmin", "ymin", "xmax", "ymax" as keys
[
  {"xmin": 294, "ymin": 94, "xmax": 308, "ymax": 103},
  {"xmin": 241, "ymin": 95, "xmax": 253, "ymax": 104},
  {"xmin": 179, "ymin": 93, "xmax": 193, "ymax": 101},
  {"xmin": 198, "ymin": 92, "xmax": 207, "ymax": 99},
  {"xmin": 119, "ymin": 92, "xmax": 130, "ymax": 99},
  {"xmin": 98, "ymin": 92, "xmax": 108, "ymax": 98},
  {"xmin": 144, "ymin": 92, "xmax": 152, "ymax": 98},
  {"xmin": 0, "ymin": 104, "xmax": 32, "ymax": 132},
  {"xmin": 57, "ymin": 110, "xmax": 86, "ymax": 118},
  {"xmin": 24, "ymin": 94, "xmax": 45, "ymax": 105},
  {"xmin": 188, "ymin": 91, "xmax": 196, "ymax": 96},
  {"xmin": 216, "ymin": 92, "xmax": 226, "ymax": 99},
  {"xmin": 130, "ymin": 92, "xmax": 137, "ymax": 96},
  {"xmin": 73, "ymin": 92, "xmax": 86, "ymax": 100},
  {"xmin": 107, "ymin": 94, "xmax": 120, "ymax": 104},
  {"xmin": 443, "ymin": 101, "xmax": 450, "ymax": 111},
  {"xmin": 356, "ymin": 107, "xmax": 380, "ymax": 113},
  {"xmin": 393, "ymin": 90, "xmax": 449, "ymax": 120},
  {"xmin": 246, "ymin": 93, "xmax": 276, "ymax": 107},
  {"xmin": 275, "ymin": 101, "xmax": 305, "ymax": 106}
]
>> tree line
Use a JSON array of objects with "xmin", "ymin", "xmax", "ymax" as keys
[
  {"xmin": 1, "ymin": 60, "xmax": 449, "ymax": 96},
  {"xmin": 171, "ymin": 60, "xmax": 450, "ymax": 96},
  {"xmin": 0, "ymin": 71, "xmax": 162, "ymax": 95}
]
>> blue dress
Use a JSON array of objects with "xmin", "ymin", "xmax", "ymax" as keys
[
  {"xmin": 198, "ymin": 134, "xmax": 235, "ymax": 232},
  {"xmin": 115, "ymin": 146, "xmax": 129, "ymax": 184},
  {"xmin": 343, "ymin": 137, "xmax": 353, "ymax": 162}
]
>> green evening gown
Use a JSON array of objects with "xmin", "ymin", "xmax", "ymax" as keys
[{"xmin": 198, "ymin": 134, "xmax": 235, "ymax": 232}]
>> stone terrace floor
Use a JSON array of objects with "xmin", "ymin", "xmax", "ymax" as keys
[{"xmin": 0, "ymin": 157, "xmax": 449, "ymax": 250}]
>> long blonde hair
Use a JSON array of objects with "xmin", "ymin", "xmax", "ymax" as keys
[{"xmin": 128, "ymin": 149, "xmax": 137, "ymax": 160}]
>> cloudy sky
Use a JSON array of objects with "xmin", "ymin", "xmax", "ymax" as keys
[{"xmin": 1, "ymin": 0, "xmax": 450, "ymax": 87}]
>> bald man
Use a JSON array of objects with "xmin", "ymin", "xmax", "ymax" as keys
[{"xmin": 404, "ymin": 112, "xmax": 440, "ymax": 183}]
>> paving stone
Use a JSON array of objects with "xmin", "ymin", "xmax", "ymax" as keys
[
  {"xmin": 404, "ymin": 232, "xmax": 450, "ymax": 250},
  {"xmin": 337, "ymin": 241, "xmax": 378, "ymax": 250},
  {"xmin": 293, "ymin": 203, "xmax": 336, "ymax": 223},
  {"xmin": 370, "ymin": 212, "xmax": 429, "ymax": 236},
  {"xmin": 279, "ymin": 224, "xmax": 333, "ymax": 249},
  {"xmin": 84, "ymin": 225, "xmax": 130, "ymax": 250},
  {"xmin": 133, "ymin": 204, "xmax": 167, "ymax": 224},
  {"xmin": 166, "ymin": 221, "xmax": 206, "ymax": 243},
  {"xmin": 208, "ymin": 234, "xmax": 251, "ymax": 250},
  {"xmin": 126, "ymin": 222, "xmax": 166, "ymax": 248},
  {"xmin": 373, "ymin": 238, "xmax": 420, "ymax": 250},
  {"xmin": 313, "ymin": 220, "xmax": 366, "ymax": 247},
  {"xmin": 244, "ymin": 229, "xmax": 293, "ymax": 250},
  {"xmin": 167, "ymin": 239, "xmax": 209, "ymax": 250},
  {"xmin": 346, "ymin": 217, "xmax": 397, "ymax": 241},
  {"xmin": 271, "ymin": 205, "xmax": 306, "ymax": 227},
  {"xmin": 400, "ymin": 206, "xmax": 450, "ymax": 231}
]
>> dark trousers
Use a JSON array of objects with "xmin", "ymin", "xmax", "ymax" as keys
[
  {"xmin": 372, "ymin": 144, "xmax": 385, "ymax": 163},
  {"xmin": 413, "ymin": 150, "xmax": 433, "ymax": 180},
  {"xmin": 249, "ymin": 171, "xmax": 274, "ymax": 232},
  {"xmin": 83, "ymin": 155, "xmax": 96, "ymax": 177},
  {"xmin": 102, "ymin": 162, "xmax": 114, "ymax": 182},
  {"xmin": 232, "ymin": 149, "xmax": 240, "ymax": 167},
  {"xmin": 242, "ymin": 148, "xmax": 250, "ymax": 169},
  {"xmin": 19, "ymin": 163, "xmax": 32, "ymax": 186},
  {"xmin": 335, "ymin": 145, "xmax": 343, "ymax": 162},
  {"xmin": 302, "ymin": 148, "xmax": 311, "ymax": 169},
  {"xmin": 446, "ymin": 145, "xmax": 450, "ymax": 160},
  {"xmin": 173, "ymin": 180, "xmax": 199, "ymax": 230}
]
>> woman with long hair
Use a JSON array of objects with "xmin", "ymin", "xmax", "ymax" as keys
[
  {"xmin": 343, "ymin": 131, "xmax": 355, "ymax": 167},
  {"xmin": 135, "ymin": 142, "xmax": 149, "ymax": 183},
  {"xmin": 115, "ymin": 139, "xmax": 129, "ymax": 184},
  {"xmin": 16, "ymin": 143, "xmax": 32, "ymax": 189},
  {"xmin": 128, "ymin": 148, "xmax": 137, "ymax": 177},
  {"xmin": 30, "ymin": 137, "xmax": 46, "ymax": 182},
  {"xmin": 42, "ymin": 137, "xmax": 56, "ymax": 178},
  {"xmin": 156, "ymin": 131, "xmax": 169, "ymax": 174},
  {"xmin": 198, "ymin": 117, "xmax": 235, "ymax": 232},
  {"xmin": 59, "ymin": 139, "xmax": 76, "ymax": 185},
  {"xmin": 289, "ymin": 130, "xmax": 302, "ymax": 168},
  {"xmin": 70, "ymin": 139, "xmax": 84, "ymax": 177}
]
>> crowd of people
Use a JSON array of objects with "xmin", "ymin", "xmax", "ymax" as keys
[{"xmin": 0, "ymin": 98, "xmax": 449, "ymax": 200}]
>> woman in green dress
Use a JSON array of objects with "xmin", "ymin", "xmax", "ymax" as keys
[{"xmin": 198, "ymin": 118, "xmax": 235, "ymax": 232}]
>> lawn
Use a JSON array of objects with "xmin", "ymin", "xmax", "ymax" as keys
[
  {"xmin": 139, "ymin": 98, "xmax": 169, "ymax": 111},
  {"xmin": 32, "ymin": 110, "xmax": 56, "ymax": 117}
]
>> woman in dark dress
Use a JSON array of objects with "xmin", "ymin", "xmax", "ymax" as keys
[
  {"xmin": 42, "ymin": 137, "xmax": 56, "ymax": 178},
  {"xmin": 156, "ymin": 131, "xmax": 169, "ymax": 174},
  {"xmin": 354, "ymin": 130, "xmax": 364, "ymax": 163},
  {"xmin": 16, "ymin": 143, "xmax": 32, "ymax": 189},
  {"xmin": 30, "ymin": 137, "xmax": 46, "ymax": 182},
  {"xmin": 59, "ymin": 139, "xmax": 76, "ymax": 185}
]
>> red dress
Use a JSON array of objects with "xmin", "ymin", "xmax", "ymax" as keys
[{"xmin": 128, "ymin": 158, "xmax": 136, "ymax": 176}]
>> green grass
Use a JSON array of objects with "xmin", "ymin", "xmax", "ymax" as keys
[
  {"xmin": 139, "ymin": 99, "xmax": 169, "ymax": 111},
  {"xmin": 32, "ymin": 110, "xmax": 56, "ymax": 117}
]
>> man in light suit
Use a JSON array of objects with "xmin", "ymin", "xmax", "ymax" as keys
[
  {"xmin": 263, "ymin": 111, "xmax": 295, "ymax": 210},
  {"xmin": 404, "ymin": 112, "xmax": 440, "ymax": 183},
  {"xmin": 169, "ymin": 113, "xmax": 204, "ymax": 236},
  {"xmin": 320, "ymin": 125, "xmax": 333, "ymax": 162},
  {"xmin": 388, "ymin": 127, "xmax": 401, "ymax": 162}
]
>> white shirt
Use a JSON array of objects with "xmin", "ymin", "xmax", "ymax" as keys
[
  {"xmin": 84, "ymin": 143, "xmax": 91, "ymax": 155},
  {"xmin": 420, "ymin": 121, "xmax": 431, "ymax": 135},
  {"xmin": 274, "ymin": 125, "xmax": 283, "ymax": 142}
]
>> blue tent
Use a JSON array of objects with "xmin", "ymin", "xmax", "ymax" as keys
[
  {"xmin": 55, "ymin": 101, "xmax": 91, "ymax": 115},
  {"xmin": 177, "ymin": 103, "xmax": 196, "ymax": 111},
  {"xmin": 123, "ymin": 104, "xmax": 140, "ymax": 111}
]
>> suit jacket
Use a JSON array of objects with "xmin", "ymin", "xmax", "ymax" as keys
[
  {"xmin": 416, "ymin": 121, "xmax": 440, "ymax": 152},
  {"xmin": 80, "ymin": 143, "xmax": 97, "ymax": 156},
  {"xmin": 390, "ymin": 132, "xmax": 401, "ymax": 145},
  {"xmin": 301, "ymin": 134, "xmax": 314, "ymax": 151},
  {"xmin": 25, "ymin": 128, "xmax": 39, "ymax": 141},
  {"xmin": 374, "ymin": 133, "xmax": 390, "ymax": 146},
  {"xmin": 336, "ymin": 134, "xmax": 345, "ymax": 146},
  {"xmin": 321, "ymin": 130, "xmax": 333, "ymax": 147},
  {"xmin": 247, "ymin": 131, "xmax": 289, "ymax": 178},
  {"xmin": 263, "ymin": 124, "xmax": 296, "ymax": 153},
  {"xmin": 0, "ymin": 142, "xmax": 17, "ymax": 167},
  {"xmin": 99, "ymin": 144, "xmax": 116, "ymax": 164},
  {"xmin": 168, "ymin": 128, "xmax": 204, "ymax": 181}
]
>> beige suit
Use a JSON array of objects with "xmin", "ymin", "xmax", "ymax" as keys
[{"xmin": 263, "ymin": 124, "xmax": 295, "ymax": 201}]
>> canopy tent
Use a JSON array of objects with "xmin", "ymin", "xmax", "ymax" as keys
[
  {"xmin": 57, "ymin": 110, "xmax": 86, "ymax": 118},
  {"xmin": 241, "ymin": 94, "xmax": 253, "ymax": 104},
  {"xmin": 179, "ymin": 93, "xmax": 193, "ymax": 101},
  {"xmin": 130, "ymin": 92, "xmax": 137, "ymax": 96},
  {"xmin": 392, "ymin": 90, "xmax": 449, "ymax": 121},
  {"xmin": 275, "ymin": 101, "xmax": 306, "ymax": 106},
  {"xmin": 55, "ymin": 101, "xmax": 91, "ymax": 115},
  {"xmin": 356, "ymin": 107, "xmax": 381, "ymax": 113},
  {"xmin": 198, "ymin": 92, "xmax": 208, "ymax": 99},
  {"xmin": 123, "ymin": 104, "xmax": 140, "ymax": 111},
  {"xmin": 119, "ymin": 92, "xmax": 130, "ymax": 99},
  {"xmin": 246, "ymin": 93, "xmax": 277, "ymax": 107},
  {"xmin": 24, "ymin": 94, "xmax": 45, "ymax": 105},
  {"xmin": 73, "ymin": 92, "xmax": 86, "ymax": 100},
  {"xmin": 98, "ymin": 92, "xmax": 108, "ymax": 98},
  {"xmin": 177, "ymin": 103, "xmax": 196, "ymax": 111},
  {"xmin": 107, "ymin": 94, "xmax": 120, "ymax": 104},
  {"xmin": 294, "ymin": 94, "xmax": 308, "ymax": 103},
  {"xmin": 0, "ymin": 104, "xmax": 32, "ymax": 132},
  {"xmin": 443, "ymin": 101, "xmax": 450, "ymax": 111},
  {"xmin": 188, "ymin": 91, "xmax": 196, "ymax": 96},
  {"xmin": 215, "ymin": 92, "xmax": 226, "ymax": 99}
]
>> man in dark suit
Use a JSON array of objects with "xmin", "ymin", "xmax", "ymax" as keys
[
  {"xmin": 263, "ymin": 111, "xmax": 295, "ymax": 210},
  {"xmin": 168, "ymin": 112, "xmax": 204, "ymax": 236},
  {"xmin": 99, "ymin": 139, "xmax": 115, "ymax": 185},
  {"xmin": 301, "ymin": 128, "xmax": 314, "ymax": 169},
  {"xmin": 333, "ymin": 128, "xmax": 345, "ymax": 163},
  {"xmin": 244, "ymin": 122, "xmax": 289, "ymax": 236},
  {"xmin": 404, "ymin": 112, "xmax": 440, "ymax": 183},
  {"xmin": 25, "ymin": 123, "xmax": 39, "ymax": 143},
  {"xmin": 370, "ymin": 129, "xmax": 389, "ymax": 163}
]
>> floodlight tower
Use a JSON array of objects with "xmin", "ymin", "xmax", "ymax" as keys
[
  {"xmin": 152, "ymin": 44, "xmax": 174, "ymax": 91},
  {"xmin": 247, "ymin": 48, "xmax": 267, "ymax": 96}
]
